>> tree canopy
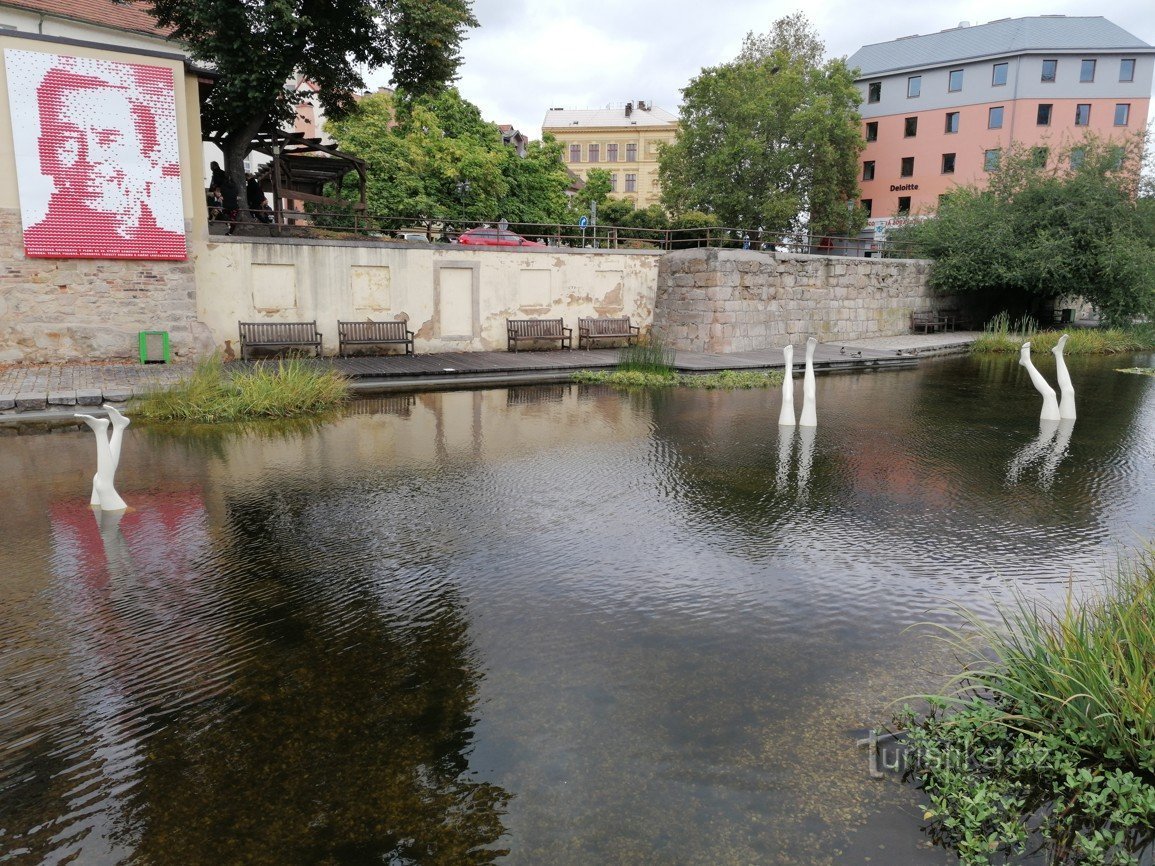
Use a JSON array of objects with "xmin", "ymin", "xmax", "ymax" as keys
[
  {"xmin": 658, "ymin": 13, "xmax": 864, "ymax": 238},
  {"xmin": 326, "ymin": 88, "xmax": 572, "ymax": 225},
  {"xmin": 891, "ymin": 136, "xmax": 1155, "ymax": 328},
  {"xmin": 147, "ymin": 0, "xmax": 477, "ymax": 212}
]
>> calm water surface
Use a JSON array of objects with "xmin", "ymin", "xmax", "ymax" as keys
[{"xmin": 1, "ymin": 353, "xmax": 1154, "ymax": 864}]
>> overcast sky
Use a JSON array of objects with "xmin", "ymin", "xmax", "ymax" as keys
[{"xmin": 367, "ymin": 0, "xmax": 1155, "ymax": 140}]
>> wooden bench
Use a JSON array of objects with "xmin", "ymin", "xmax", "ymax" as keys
[
  {"xmin": 338, "ymin": 320, "xmax": 415, "ymax": 356},
  {"xmin": 578, "ymin": 316, "xmax": 640, "ymax": 349},
  {"xmin": 909, "ymin": 310, "xmax": 948, "ymax": 334},
  {"xmin": 238, "ymin": 321, "xmax": 322, "ymax": 359},
  {"xmin": 507, "ymin": 318, "xmax": 571, "ymax": 352}
]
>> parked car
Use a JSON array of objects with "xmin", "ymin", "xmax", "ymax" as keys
[{"xmin": 455, "ymin": 227, "xmax": 545, "ymax": 247}]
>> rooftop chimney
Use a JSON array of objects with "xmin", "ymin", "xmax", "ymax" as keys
[{"xmin": 625, "ymin": 101, "xmax": 633, "ymax": 117}]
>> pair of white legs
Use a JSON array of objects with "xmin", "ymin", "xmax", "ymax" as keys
[
  {"xmin": 75, "ymin": 404, "xmax": 131, "ymax": 512},
  {"xmin": 779, "ymin": 337, "xmax": 818, "ymax": 427},
  {"xmin": 1019, "ymin": 334, "xmax": 1076, "ymax": 421}
]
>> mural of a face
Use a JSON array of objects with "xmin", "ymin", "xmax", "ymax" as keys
[
  {"xmin": 48, "ymin": 85, "xmax": 151, "ymax": 221},
  {"xmin": 6, "ymin": 49, "xmax": 187, "ymax": 260}
]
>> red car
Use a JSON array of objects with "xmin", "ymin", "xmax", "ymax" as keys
[{"xmin": 455, "ymin": 227, "xmax": 545, "ymax": 247}]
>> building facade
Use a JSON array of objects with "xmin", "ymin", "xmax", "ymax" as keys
[
  {"xmin": 848, "ymin": 16, "xmax": 1154, "ymax": 223},
  {"xmin": 542, "ymin": 102, "xmax": 677, "ymax": 209}
]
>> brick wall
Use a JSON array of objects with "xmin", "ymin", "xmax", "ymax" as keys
[
  {"xmin": 652, "ymin": 248, "xmax": 939, "ymax": 352},
  {"xmin": 0, "ymin": 209, "xmax": 204, "ymax": 363}
]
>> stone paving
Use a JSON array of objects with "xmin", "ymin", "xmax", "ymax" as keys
[{"xmin": 0, "ymin": 330, "xmax": 980, "ymax": 417}]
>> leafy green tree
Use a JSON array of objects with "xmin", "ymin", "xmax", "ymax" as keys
[
  {"xmin": 893, "ymin": 136, "xmax": 1155, "ymax": 327},
  {"xmin": 146, "ymin": 0, "xmax": 477, "ymax": 218},
  {"xmin": 569, "ymin": 168, "xmax": 613, "ymax": 223},
  {"xmin": 327, "ymin": 89, "xmax": 571, "ymax": 226},
  {"xmin": 659, "ymin": 13, "xmax": 864, "ymax": 238}
]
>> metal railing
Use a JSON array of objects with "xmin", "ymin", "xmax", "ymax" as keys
[{"xmin": 208, "ymin": 207, "xmax": 927, "ymax": 259}]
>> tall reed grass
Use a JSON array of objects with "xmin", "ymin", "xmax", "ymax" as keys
[
  {"xmin": 617, "ymin": 338, "xmax": 676, "ymax": 375},
  {"xmin": 132, "ymin": 355, "xmax": 349, "ymax": 423},
  {"xmin": 970, "ymin": 312, "xmax": 1154, "ymax": 354}
]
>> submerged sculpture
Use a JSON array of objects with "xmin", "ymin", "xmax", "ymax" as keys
[
  {"xmin": 800, "ymin": 337, "xmax": 818, "ymax": 427},
  {"xmin": 76, "ymin": 404, "xmax": 130, "ymax": 512},
  {"xmin": 1052, "ymin": 334, "xmax": 1076, "ymax": 420},
  {"xmin": 1018, "ymin": 342, "xmax": 1061, "ymax": 422},
  {"xmin": 778, "ymin": 344, "xmax": 795, "ymax": 426}
]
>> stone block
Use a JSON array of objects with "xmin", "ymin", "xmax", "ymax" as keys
[
  {"xmin": 76, "ymin": 389, "xmax": 103, "ymax": 406},
  {"xmin": 0, "ymin": 394, "xmax": 14, "ymax": 410},
  {"xmin": 16, "ymin": 392, "xmax": 47, "ymax": 411},
  {"xmin": 103, "ymin": 389, "xmax": 132, "ymax": 402},
  {"xmin": 48, "ymin": 391, "xmax": 77, "ymax": 406}
]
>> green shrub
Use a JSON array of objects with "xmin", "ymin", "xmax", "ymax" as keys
[
  {"xmin": 899, "ymin": 547, "xmax": 1155, "ymax": 864},
  {"xmin": 132, "ymin": 355, "xmax": 349, "ymax": 423}
]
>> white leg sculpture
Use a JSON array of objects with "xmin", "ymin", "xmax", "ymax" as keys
[
  {"xmin": 778, "ymin": 344, "xmax": 796, "ymax": 427},
  {"xmin": 89, "ymin": 405, "xmax": 131, "ymax": 505},
  {"xmin": 1052, "ymin": 334, "xmax": 1076, "ymax": 420},
  {"xmin": 1019, "ymin": 342, "xmax": 1061, "ymax": 422},
  {"xmin": 799, "ymin": 337, "xmax": 818, "ymax": 427},
  {"xmin": 76, "ymin": 415, "xmax": 128, "ymax": 512}
]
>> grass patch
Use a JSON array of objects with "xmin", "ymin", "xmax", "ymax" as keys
[
  {"xmin": 1117, "ymin": 368, "xmax": 1155, "ymax": 377},
  {"xmin": 970, "ymin": 312, "xmax": 1155, "ymax": 355},
  {"xmin": 617, "ymin": 338, "xmax": 677, "ymax": 374},
  {"xmin": 572, "ymin": 368, "xmax": 783, "ymax": 390},
  {"xmin": 132, "ymin": 355, "xmax": 349, "ymax": 423},
  {"xmin": 898, "ymin": 547, "xmax": 1155, "ymax": 864}
]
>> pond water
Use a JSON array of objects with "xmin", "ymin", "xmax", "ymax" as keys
[{"xmin": 2, "ymin": 353, "xmax": 1154, "ymax": 865}]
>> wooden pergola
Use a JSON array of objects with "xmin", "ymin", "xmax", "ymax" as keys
[{"xmin": 204, "ymin": 125, "xmax": 368, "ymax": 227}]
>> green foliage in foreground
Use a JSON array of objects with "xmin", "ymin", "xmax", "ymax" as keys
[
  {"xmin": 898, "ymin": 548, "xmax": 1155, "ymax": 864},
  {"xmin": 132, "ymin": 356, "xmax": 350, "ymax": 423},
  {"xmin": 970, "ymin": 314, "xmax": 1155, "ymax": 355},
  {"xmin": 571, "ymin": 369, "xmax": 783, "ymax": 390}
]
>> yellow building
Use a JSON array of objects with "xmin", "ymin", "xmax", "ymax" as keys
[{"xmin": 542, "ymin": 101, "xmax": 678, "ymax": 209}]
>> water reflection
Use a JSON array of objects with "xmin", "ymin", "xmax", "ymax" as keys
[{"xmin": 0, "ymin": 354, "xmax": 1152, "ymax": 864}]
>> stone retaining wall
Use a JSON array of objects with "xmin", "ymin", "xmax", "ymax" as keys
[
  {"xmin": 652, "ymin": 248, "xmax": 940, "ymax": 352},
  {"xmin": 0, "ymin": 209, "xmax": 205, "ymax": 364}
]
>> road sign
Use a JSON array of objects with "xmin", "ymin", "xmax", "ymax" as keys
[{"xmin": 579, "ymin": 216, "xmax": 588, "ymax": 228}]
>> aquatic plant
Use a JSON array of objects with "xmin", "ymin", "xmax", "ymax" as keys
[
  {"xmin": 616, "ymin": 337, "xmax": 676, "ymax": 375},
  {"xmin": 132, "ymin": 355, "xmax": 349, "ymax": 423},
  {"xmin": 571, "ymin": 369, "xmax": 782, "ymax": 390},
  {"xmin": 897, "ymin": 547, "xmax": 1155, "ymax": 864}
]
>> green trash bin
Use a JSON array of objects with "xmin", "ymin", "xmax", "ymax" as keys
[{"xmin": 139, "ymin": 330, "xmax": 170, "ymax": 364}]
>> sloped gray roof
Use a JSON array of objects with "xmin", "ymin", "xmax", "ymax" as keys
[
  {"xmin": 849, "ymin": 15, "xmax": 1153, "ymax": 78},
  {"xmin": 542, "ymin": 106, "xmax": 678, "ymax": 130}
]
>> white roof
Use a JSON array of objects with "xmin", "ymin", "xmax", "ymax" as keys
[
  {"xmin": 542, "ymin": 106, "xmax": 678, "ymax": 130},
  {"xmin": 849, "ymin": 15, "xmax": 1153, "ymax": 78}
]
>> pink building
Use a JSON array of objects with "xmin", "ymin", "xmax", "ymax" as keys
[{"xmin": 848, "ymin": 16, "xmax": 1154, "ymax": 224}]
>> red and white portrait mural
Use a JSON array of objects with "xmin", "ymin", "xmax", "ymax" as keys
[{"xmin": 4, "ymin": 49, "xmax": 187, "ymax": 260}]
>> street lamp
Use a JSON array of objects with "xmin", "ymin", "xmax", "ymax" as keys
[
  {"xmin": 271, "ymin": 142, "xmax": 282, "ymax": 234},
  {"xmin": 455, "ymin": 180, "xmax": 470, "ymax": 223}
]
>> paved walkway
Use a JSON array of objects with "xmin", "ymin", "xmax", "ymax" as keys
[{"xmin": 0, "ymin": 331, "xmax": 981, "ymax": 419}]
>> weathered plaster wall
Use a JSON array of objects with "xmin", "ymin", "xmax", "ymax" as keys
[
  {"xmin": 652, "ymin": 248, "xmax": 938, "ymax": 352},
  {"xmin": 193, "ymin": 236, "xmax": 661, "ymax": 354}
]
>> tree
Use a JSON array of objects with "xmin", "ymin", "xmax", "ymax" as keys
[
  {"xmin": 659, "ymin": 13, "xmax": 864, "ymax": 239},
  {"xmin": 146, "ymin": 0, "xmax": 477, "ymax": 220},
  {"xmin": 326, "ymin": 89, "xmax": 571, "ymax": 225},
  {"xmin": 892, "ymin": 135, "xmax": 1155, "ymax": 327},
  {"xmin": 569, "ymin": 168, "xmax": 613, "ymax": 222}
]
